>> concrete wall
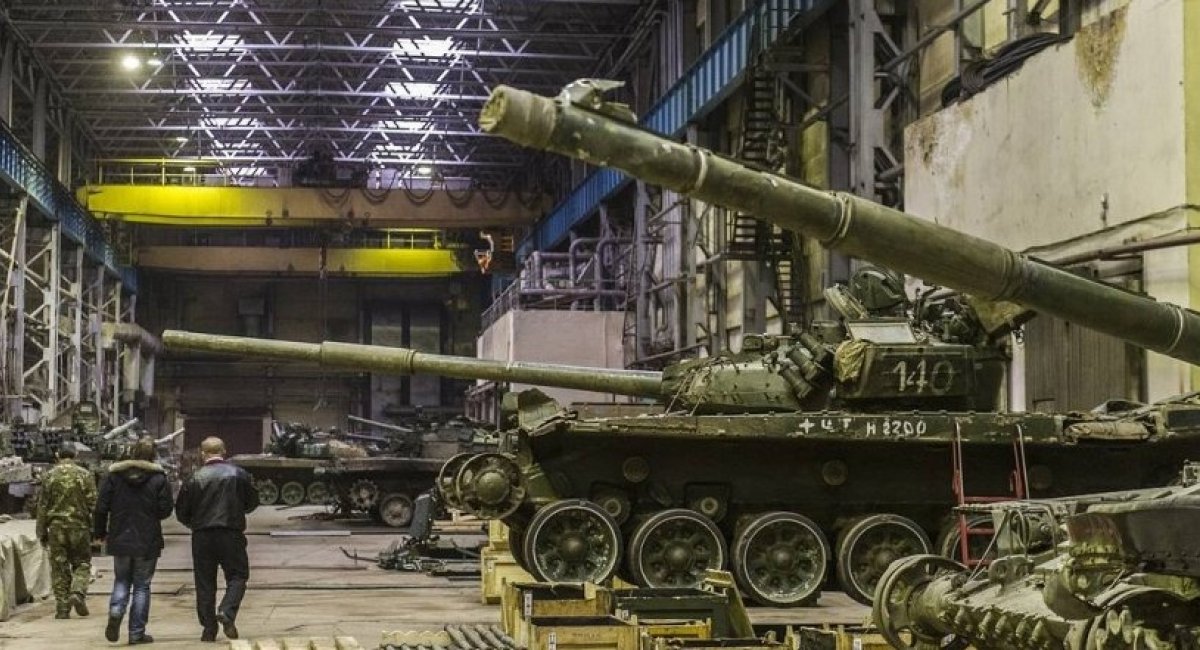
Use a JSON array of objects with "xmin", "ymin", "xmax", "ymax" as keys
[
  {"xmin": 904, "ymin": 0, "xmax": 1196, "ymax": 401},
  {"xmin": 477, "ymin": 310, "xmax": 628, "ymax": 406}
]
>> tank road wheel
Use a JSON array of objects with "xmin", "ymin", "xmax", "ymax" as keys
[
  {"xmin": 627, "ymin": 509, "xmax": 727, "ymax": 589},
  {"xmin": 523, "ymin": 500, "xmax": 622, "ymax": 583},
  {"xmin": 836, "ymin": 514, "xmax": 933, "ymax": 605},
  {"xmin": 508, "ymin": 526, "xmax": 532, "ymax": 573},
  {"xmin": 348, "ymin": 478, "xmax": 380, "ymax": 511},
  {"xmin": 733, "ymin": 512, "xmax": 829, "ymax": 607},
  {"xmin": 255, "ymin": 479, "xmax": 279, "ymax": 506},
  {"xmin": 872, "ymin": 554, "xmax": 969, "ymax": 650},
  {"xmin": 279, "ymin": 481, "xmax": 306, "ymax": 506},
  {"xmin": 378, "ymin": 493, "xmax": 416, "ymax": 528},
  {"xmin": 437, "ymin": 453, "xmax": 472, "ymax": 511},
  {"xmin": 306, "ymin": 481, "xmax": 331, "ymax": 505},
  {"xmin": 455, "ymin": 453, "xmax": 525, "ymax": 519}
]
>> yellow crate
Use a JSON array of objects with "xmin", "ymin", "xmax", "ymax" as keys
[
  {"xmin": 487, "ymin": 520, "xmax": 510, "ymax": 550},
  {"xmin": 637, "ymin": 619, "xmax": 712, "ymax": 641},
  {"xmin": 527, "ymin": 616, "xmax": 640, "ymax": 650},
  {"xmin": 502, "ymin": 582, "xmax": 613, "ymax": 640},
  {"xmin": 797, "ymin": 625, "xmax": 901, "ymax": 650},
  {"xmin": 480, "ymin": 547, "xmax": 535, "ymax": 605}
]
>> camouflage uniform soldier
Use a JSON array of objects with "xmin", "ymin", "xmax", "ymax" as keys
[{"xmin": 35, "ymin": 443, "xmax": 98, "ymax": 619}]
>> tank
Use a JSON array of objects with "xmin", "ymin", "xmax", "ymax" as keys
[
  {"xmin": 158, "ymin": 81, "xmax": 1200, "ymax": 606},
  {"xmin": 230, "ymin": 416, "xmax": 496, "ymax": 528},
  {"xmin": 871, "ymin": 463, "xmax": 1200, "ymax": 649},
  {"xmin": 227, "ymin": 422, "xmax": 359, "ymax": 507},
  {"xmin": 315, "ymin": 414, "xmax": 497, "ymax": 528}
]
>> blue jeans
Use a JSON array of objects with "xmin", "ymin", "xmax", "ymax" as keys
[{"xmin": 109, "ymin": 556, "xmax": 158, "ymax": 638}]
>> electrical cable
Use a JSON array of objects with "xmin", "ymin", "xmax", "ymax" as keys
[{"xmin": 942, "ymin": 32, "xmax": 1073, "ymax": 107}]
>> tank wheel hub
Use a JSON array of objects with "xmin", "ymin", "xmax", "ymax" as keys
[
  {"xmin": 838, "ymin": 514, "xmax": 934, "ymax": 606},
  {"xmin": 456, "ymin": 453, "xmax": 525, "ymax": 519},
  {"xmin": 559, "ymin": 534, "xmax": 588, "ymax": 561},
  {"xmin": 629, "ymin": 509, "xmax": 727, "ymax": 589},
  {"xmin": 872, "ymin": 554, "xmax": 969, "ymax": 650},
  {"xmin": 348, "ymin": 478, "xmax": 380, "ymax": 511},
  {"xmin": 280, "ymin": 481, "xmax": 306, "ymax": 507},
  {"xmin": 255, "ymin": 479, "xmax": 279, "ymax": 506},
  {"xmin": 523, "ymin": 500, "xmax": 622, "ymax": 584},
  {"xmin": 733, "ymin": 512, "xmax": 829, "ymax": 607}
]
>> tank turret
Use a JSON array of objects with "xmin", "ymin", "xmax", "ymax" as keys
[{"xmin": 480, "ymin": 81, "xmax": 1200, "ymax": 366}]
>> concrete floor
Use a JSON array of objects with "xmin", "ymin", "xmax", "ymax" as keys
[{"xmin": 1, "ymin": 507, "xmax": 870, "ymax": 649}]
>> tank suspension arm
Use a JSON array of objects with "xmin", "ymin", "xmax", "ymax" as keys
[
  {"xmin": 481, "ymin": 85, "xmax": 1200, "ymax": 366},
  {"xmin": 161, "ymin": 331, "xmax": 665, "ymax": 398}
]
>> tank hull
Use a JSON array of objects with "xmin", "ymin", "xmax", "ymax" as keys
[{"xmin": 447, "ymin": 406, "xmax": 1200, "ymax": 604}]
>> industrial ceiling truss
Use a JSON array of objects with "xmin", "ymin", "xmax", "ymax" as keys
[{"xmin": 2, "ymin": 0, "xmax": 649, "ymax": 189}]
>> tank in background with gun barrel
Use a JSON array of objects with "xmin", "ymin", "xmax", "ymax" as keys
[
  {"xmin": 229, "ymin": 414, "xmax": 496, "ymax": 528},
  {"xmin": 159, "ymin": 81, "xmax": 1200, "ymax": 606}
]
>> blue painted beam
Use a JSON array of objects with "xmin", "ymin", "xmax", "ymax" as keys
[
  {"xmin": 0, "ymin": 120, "xmax": 137, "ymax": 293},
  {"xmin": 517, "ymin": 0, "xmax": 814, "ymax": 259}
]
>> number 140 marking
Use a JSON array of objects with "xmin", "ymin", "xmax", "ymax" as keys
[{"xmin": 891, "ymin": 359, "xmax": 956, "ymax": 394}]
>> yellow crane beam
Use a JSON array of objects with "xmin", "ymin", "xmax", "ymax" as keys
[
  {"xmin": 136, "ymin": 246, "xmax": 463, "ymax": 276},
  {"xmin": 78, "ymin": 185, "xmax": 547, "ymax": 228}
]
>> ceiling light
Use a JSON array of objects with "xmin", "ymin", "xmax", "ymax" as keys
[
  {"xmin": 415, "ymin": 165, "xmax": 433, "ymax": 176},
  {"xmin": 120, "ymin": 54, "xmax": 141, "ymax": 71},
  {"xmin": 174, "ymin": 136, "xmax": 188, "ymax": 143},
  {"xmin": 146, "ymin": 56, "xmax": 163, "ymax": 67},
  {"xmin": 182, "ymin": 166, "xmax": 197, "ymax": 173}
]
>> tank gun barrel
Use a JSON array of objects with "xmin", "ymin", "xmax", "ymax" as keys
[
  {"xmin": 103, "ymin": 418, "xmax": 141, "ymax": 441},
  {"xmin": 347, "ymin": 414, "xmax": 413, "ymax": 434},
  {"xmin": 155, "ymin": 427, "xmax": 185, "ymax": 445},
  {"xmin": 160, "ymin": 331, "xmax": 665, "ymax": 397},
  {"xmin": 481, "ymin": 83, "xmax": 1200, "ymax": 366}
]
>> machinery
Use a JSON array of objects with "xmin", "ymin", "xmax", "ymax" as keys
[
  {"xmin": 159, "ymin": 81, "xmax": 1200, "ymax": 606},
  {"xmin": 316, "ymin": 416, "xmax": 496, "ymax": 527},
  {"xmin": 230, "ymin": 421, "xmax": 367, "ymax": 507},
  {"xmin": 871, "ymin": 463, "xmax": 1200, "ymax": 649},
  {"xmin": 230, "ymin": 416, "xmax": 495, "ymax": 527}
]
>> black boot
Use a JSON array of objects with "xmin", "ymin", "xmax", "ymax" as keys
[
  {"xmin": 128, "ymin": 633, "xmax": 154, "ymax": 645},
  {"xmin": 105, "ymin": 615, "xmax": 122, "ymax": 642},
  {"xmin": 216, "ymin": 612, "xmax": 238, "ymax": 639},
  {"xmin": 72, "ymin": 593, "xmax": 89, "ymax": 617},
  {"xmin": 54, "ymin": 605, "xmax": 70, "ymax": 620}
]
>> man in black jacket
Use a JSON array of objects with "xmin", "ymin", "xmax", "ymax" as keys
[
  {"xmin": 93, "ymin": 437, "xmax": 173, "ymax": 644},
  {"xmin": 174, "ymin": 437, "xmax": 258, "ymax": 642}
]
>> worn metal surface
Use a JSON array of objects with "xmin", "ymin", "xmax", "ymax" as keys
[{"xmin": 872, "ymin": 463, "xmax": 1200, "ymax": 649}]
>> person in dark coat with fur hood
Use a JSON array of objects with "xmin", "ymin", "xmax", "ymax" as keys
[{"xmin": 93, "ymin": 436, "xmax": 174, "ymax": 645}]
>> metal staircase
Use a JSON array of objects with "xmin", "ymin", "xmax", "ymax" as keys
[{"xmin": 725, "ymin": 66, "xmax": 807, "ymax": 326}]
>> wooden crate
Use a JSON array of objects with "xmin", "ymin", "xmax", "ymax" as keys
[
  {"xmin": 527, "ymin": 616, "xmax": 640, "ymax": 650},
  {"xmin": 795, "ymin": 625, "xmax": 901, "ymax": 650},
  {"xmin": 480, "ymin": 547, "xmax": 535, "ymax": 605},
  {"xmin": 637, "ymin": 619, "xmax": 712, "ymax": 642},
  {"xmin": 502, "ymin": 582, "xmax": 613, "ymax": 641},
  {"xmin": 487, "ymin": 520, "xmax": 510, "ymax": 550}
]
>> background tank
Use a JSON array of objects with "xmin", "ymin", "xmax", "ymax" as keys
[
  {"xmin": 230, "ymin": 415, "xmax": 496, "ymax": 528},
  {"xmin": 159, "ymin": 82, "xmax": 1200, "ymax": 606}
]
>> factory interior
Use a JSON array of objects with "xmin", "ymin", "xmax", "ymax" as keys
[{"xmin": 1, "ymin": 0, "xmax": 1199, "ymax": 648}]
